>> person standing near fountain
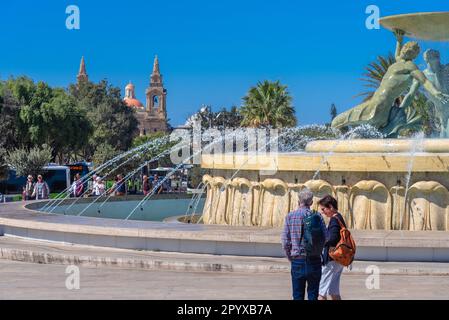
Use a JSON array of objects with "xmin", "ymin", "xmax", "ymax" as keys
[
  {"xmin": 114, "ymin": 174, "xmax": 127, "ymax": 196},
  {"xmin": 281, "ymin": 188, "xmax": 326, "ymax": 300},
  {"xmin": 142, "ymin": 175, "xmax": 151, "ymax": 196},
  {"xmin": 22, "ymin": 175, "xmax": 35, "ymax": 201},
  {"xmin": 32, "ymin": 175, "xmax": 50, "ymax": 200},
  {"xmin": 71, "ymin": 173, "xmax": 84, "ymax": 198},
  {"xmin": 317, "ymin": 195, "xmax": 347, "ymax": 301}
]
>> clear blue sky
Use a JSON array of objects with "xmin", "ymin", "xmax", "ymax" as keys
[{"xmin": 1, "ymin": 1, "xmax": 449, "ymax": 127}]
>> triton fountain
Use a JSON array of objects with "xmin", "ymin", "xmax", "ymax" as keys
[
  {"xmin": 201, "ymin": 12, "xmax": 449, "ymax": 232},
  {"xmin": 2, "ymin": 12, "xmax": 449, "ymax": 263}
]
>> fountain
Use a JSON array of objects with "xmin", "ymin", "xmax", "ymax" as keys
[
  {"xmin": 201, "ymin": 12, "xmax": 449, "ymax": 232},
  {"xmin": 2, "ymin": 11, "xmax": 449, "ymax": 263}
]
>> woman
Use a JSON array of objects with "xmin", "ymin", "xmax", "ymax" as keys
[
  {"xmin": 23, "ymin": 175, "xmax": 35, "ymax": 201},
  {"xmin": 318, "ymin": 195, "xmax": 347, "ymax": 300},
  {"xmin": 32, "ymin": 175, "xmax": 50, "ymax": 200},
  {"xmin": 71, "ymin": 173, "xmax": 84, "ymax": 198},
  {"xmin": 142, "ymin": 175, "xmax": 151, "ymax": 196},
  {"xmin": 115, "ymin": 174, "xmax": 126, "ymax": 196},
  {"xmin": 93, "ymin": 177, "xmax": 105, "ymax": 196}
]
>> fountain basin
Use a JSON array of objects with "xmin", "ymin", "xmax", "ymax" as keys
[
  {"xmin": 37, "ymin": 195, "xmax": 205, "ymax": 222},
  {"xmin": 201, "ymin": 139, "xmax": 449, "ymax": 232},
  {"xmin": 1, "ymin": 201, "xmax": 449, "ymax": 262}
]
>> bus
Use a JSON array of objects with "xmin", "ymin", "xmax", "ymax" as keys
[{"xmin": 0, "ymin": 165, "xmax": 71, "ymax": 195}]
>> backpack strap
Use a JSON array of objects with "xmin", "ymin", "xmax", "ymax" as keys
[
  {"xmin": 332, "ymin": 213, "xmax": 346, "ymax": 229},
  {"xmin": 299, "ymin": 210, "xmax": 305, "ymax": 247},
  {"xmin": 299, "ymin": 209, "xmax": 311, "ymax": 248}
]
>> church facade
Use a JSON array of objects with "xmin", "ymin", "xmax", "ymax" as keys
[
  {"xmin": 77, "ymin": 55, "xmax": 169, "ymax": 136},
  {"xmin": 125, "ymin": 56, "xmax": 168, "ymax": 135}
]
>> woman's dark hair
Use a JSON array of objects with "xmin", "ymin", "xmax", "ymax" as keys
[{"xmin": 318, "ymin": 195, "xmax": 338, "ymax": 210}]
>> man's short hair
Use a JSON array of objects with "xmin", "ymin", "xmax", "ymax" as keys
[
  {"xmin": 424, "ymin": 49, "xmax": 440, "ymax": 62},
  {"xmin": 298, "ymin": 188, "xmax": 313, "ymax": 206},
  {"xmin": 318, "ymin": 195, "xmax": 338, "ymax": 211}
]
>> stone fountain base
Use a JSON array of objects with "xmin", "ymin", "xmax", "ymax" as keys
[
  {"xmin": 0, "ymin": 201, "xmax": 449, "ymax": 262},
  {"xmin": 201, "ymin": 139, "xmax": 449, "ymax": 232}
]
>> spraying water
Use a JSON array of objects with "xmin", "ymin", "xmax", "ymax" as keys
[
  {"xmin": 42, "ymin": 136, "xmax": 170, "ymax": 213},
  {"xmin": 401, "ymin": 132, "xmax": 425, "ymax": 230}
]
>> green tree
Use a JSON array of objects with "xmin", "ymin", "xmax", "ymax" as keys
[
  {"xmin": 43, "ymin": 92, "xmax": 91, "ymax": 162},
  {"xmin": 92, "ymin": 143, "xmax": 120, "ymax": 178},
  {"xmin": 215, "ymin": 106, "xmax": 243, "ymax": 129},
  {"xmin": 0, "ymin": 82, "xmax": 23, "ymax": 150},
  {"xmin": 69, "ymin": 80, "xmax": 138, "ymax": 159},
  {"xmin": 5, "ymin": 76, "xmax": 36, "ymax": 106},
  {"xmin": 19, "ymin": 83, "xmax": 91, "ymax": 162},
  {"xmin": 189, "ymin": 105, "xmax": 243, "ymax": 129},
  {"xmin": 0, "ymin": 148, "xmax": 8, "ymax": 180},
  {"xmin": 6, "ymin": 145, "xmax": 52, "ymax": 178},
  {"xmin": 240, "ymin": 80, "xmax": 296, "ymax": 128},
  {"xmin": 132, "ymin": 132, "xmax": 177, "ymax": 168}
]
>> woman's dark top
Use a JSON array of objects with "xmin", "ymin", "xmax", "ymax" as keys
[
  {"xmin": 143, "ymin": 180, "xmax": 151, "ymax": 193},
  {"xmin": 322, "ymin": 213, "xmax": 347, "ymax": 265},
  {"xmin": 116, "ymin": 180, "xmax": 126, "ymax": 194}
]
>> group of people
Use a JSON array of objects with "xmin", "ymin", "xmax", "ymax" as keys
[
  {"xmin": 70, "ymin": 173, "xmax": 167, "ymax": 198},
  {"xmin": 142, "ymin": 174, "xmax": 166, "ymax": 196},
  {"xmin": 20, "ymin": 170, "xmax": 173, "ymax": 201},
  {"xmin": 70, "ymin": 173, "xmax": 107, "ymax": 198},
  {"xmin": 22, "ymin": 175, "xmax": 50, "ymax": 200},
  {"xmin": 282, "ymin": 189, "xmax": 351, "ymax": 300}
]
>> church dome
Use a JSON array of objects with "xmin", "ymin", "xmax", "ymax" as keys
[
  {"xmin": 124, "ymin": 81, "xmax": 144, "ymax": 109},
  {"xmin": 124, "ymin": 97, "xmax": 144, "ymax": 109}
]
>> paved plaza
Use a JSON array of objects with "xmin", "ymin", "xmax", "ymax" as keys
[{"xmin": 1, "ymin": 259, "xmax": 448, "ymax": 300}]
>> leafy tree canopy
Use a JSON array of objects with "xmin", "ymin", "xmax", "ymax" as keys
[
  {"xmin": 6, "ymin": 144, "xmax": 52, "ymax": 178},
  {"xmin": 240, "ymin": 80, "xmax": 297, "ymax": 128}
]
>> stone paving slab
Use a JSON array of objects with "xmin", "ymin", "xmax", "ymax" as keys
[
  {"xmin": 1, "ymin": 236, "xmax": 449, "ymax": 275},
  {"xmin": 1, "ymin": 259, "xmax": 449, "ymax": 300}
]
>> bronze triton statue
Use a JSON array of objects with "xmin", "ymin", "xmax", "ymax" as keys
[
  {"xmin": 331, "ymin": 30, "xmax": 449, "ymax": 133},
  {"xmin": 422, "ymin": 49, "xmax": 449, "ymax": 137}
]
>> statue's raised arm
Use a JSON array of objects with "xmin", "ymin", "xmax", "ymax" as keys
[{"xmin": 394, "ymin": 29, "xmax": 405, "ymax": 60}]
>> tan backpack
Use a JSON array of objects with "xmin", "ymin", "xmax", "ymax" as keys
[{"xmin": 329, "ymin": 215, "xmax": 356, "ymax": 267}]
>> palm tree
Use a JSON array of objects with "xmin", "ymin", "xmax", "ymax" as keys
[
  {"xmin": 240, "ymin": 80, "xmax": 297, "ymax": 128},
  {"xmin": 358, "ymin": 53, "xmax": 396, "ymax": 102}
]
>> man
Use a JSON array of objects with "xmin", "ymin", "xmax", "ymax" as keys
[
  {"xmin": 281, "ymin": 188, "xmax": 326, "ymax": 300},
  {"xmin": 332, "ymin": 29, "xmax": 449, "ymax": 131}
]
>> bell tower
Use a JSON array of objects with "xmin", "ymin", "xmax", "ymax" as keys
[
  {"xmin": 77, "ymin": 56, "xmax": 89, "ymax": 84},
  {"xmin": 144, "ymin": 55, "xmax": 168, "ymax": 132}
]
